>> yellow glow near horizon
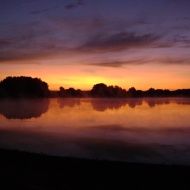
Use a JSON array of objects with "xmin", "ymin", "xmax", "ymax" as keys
[
  {"xmin": 44, "ymin": 73, "xmax": 128, "ymax": 91},
  {"xmin": 0, "ymin": 61, "xmax": 190, "ymax": 91}
]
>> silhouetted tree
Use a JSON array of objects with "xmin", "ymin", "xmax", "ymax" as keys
[
  {"xmin": 136, "ymin": 90, "xmax": 143, "ymax": 97},
  {"xmin": 127, "ymin": 87, "xmax": 137, "ymax": 97},
  {"xmin": 0, "ymin": 76, "xmax": 49, "ymax": 98},
  {"xmin": 59, "ymin": 86, "xmax": 82, "ymax": 97},
  {"xmin": 91, "ymin": 83, "xmax": 126, "ymax": 98},
  {"xmin": 155, "ymin": 89, "xmax": 164, "ymax": 97},
  {"xmin": 173, "ymin": 89, "xmax": 190, "ymax": 97},
  {"xmin": 91, "ymin": 83, "xmax": 109, "ymax": 97},
  {"xmin": 107, "ymin": 85, "xmax": 127, "ymax": 97},
  {"xmin": 91, "ymin": 83, "xmax": 127, "ymax": 97},
  {"xmin": 146, "ymin": 88, "xmax": 156, "ymax": 97}
]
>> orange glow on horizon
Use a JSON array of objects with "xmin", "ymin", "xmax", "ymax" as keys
[{"xmin": 0, "ymin": 61, "xmax": 190, "ymax": 91}]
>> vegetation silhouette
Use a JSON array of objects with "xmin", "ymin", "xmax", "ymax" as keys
[
  {"xmin": 0, "ymin": 99, "xmax": 50, "ymax": 119},
  {"xmin": 59, "ymin": 87, "xmax": 83, "ymax": 98},
  {"xmin": 0, "ymin": 76, "xmax": 49, "ymax": 98},
  {"xmin": 91, "ymin": 83, "xmax": 127, "ymax": 97},
  {"xmin": 127, "ymin": 87, "xmax": 143, "ymax": 97},
  {"xmin": 90, "ymin": 83, "xmax": 190, "ymax": 98},
  {"xmin": 0, "ymin": 77, "xmax": 190, "ymax": 98}
]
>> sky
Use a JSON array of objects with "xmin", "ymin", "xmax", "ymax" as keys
[{"xmin": 0, "ymin": 0, "xmax": 190, "ymax": 90}]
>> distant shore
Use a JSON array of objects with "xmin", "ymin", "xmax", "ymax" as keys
[
  {"xmin": 0, "ymin": 148, "xmax": 190, "ymax": 190},
  {"xmin": 1, "ymin": 76, "xmax": 190, "ymax": 98}
]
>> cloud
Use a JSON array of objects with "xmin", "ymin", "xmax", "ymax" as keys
[
  {"xmin": 176, "ymin": 17, "xmax": 190, "ymax": 21},
  {"xmin": 0, "ymin": 50, "xmax": 44, "ymax": 62},
  {"xmin": 1, "ymin": 17, "xmax": 189, "ymax": 66},
  {"xmin": 75, "ymin": 32, "xmax": 160, "ymax": 53},
  {"xmin": 172, "ymin": 35, "xmax": 190, "ymax": 46},
  {"xmin": 65, "ymin": 3, "xmax": 76, "ymax": 9},
  {"xmin": 160, "ymin": 58, "xmax": 190, "ymax": 65},
  {"xmin": 86, "ymin": 61, "xmax": 124, "ymax": 68},
  {"xmin": 30, "ymin": 8, "xmax": 50, "ymax": 14},
  {"xmin": 154, "ymin": 43, "xmax": 173, "ymax": 48},
  {"xmin": 77, "ymin": 0, "xmax": 85, "ymax": 5},
  {"xmin": 0, "ymin": 39, "xmax": 17, "ymax": 47},
  {"xmin": 0, "ymin": 20, "xmax": 66, "ymax": 62},
  {"xmin": 65, "ymin": 0, "xmax": 85, "ymax": 9},
  {"xmin": 85, "ymin": 59, "xmax": 148, "ymax": 68}
]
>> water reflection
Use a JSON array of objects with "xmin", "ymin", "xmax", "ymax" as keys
[
  {"xmin": 90, "ymin": 98, "xmax": 190, "ymax": 111},
  {"xmin": 57, "ymin": 98, "xmax": 81, "ymax": 108},
  {"xmin": 0, "ymin": 98, "xmax": 190, "ymax": 165},
  {"xmin": 91, "ymin": 98, "xmax": 143, "ymax": 111},
  {"xmin": 145, "ymin": 98, "xmax": 190, "ymax": 108},
  {"xmin": 0, "ymin": 99, "xmax": 49, "ymax": 119},
  {"xmin": 145, "ymin": 98, "xmax": 170, "ymax": 108}
]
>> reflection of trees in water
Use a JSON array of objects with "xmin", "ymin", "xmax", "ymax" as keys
[
  {"xmin": 91, "ymin": 99, "xmax": 143, "ymax": 111},
  {"xmin": 146, "ymin": 99, "xmax": 170, "ymax": 108},
  {"xmin": 174, "ymin": 99, "xmax": 190, "ymax": 105},
  {"xmin": 57, "ymin": 98, "xmax": 81, "ymax": 108},
  {"xmin": 0, "ymin": 99, "xmax": 50, "ymax": 119},
  {"xmin": 127, "ymin": 99, "xmax": 142, "ymax": 108},
  {"xmin": 91, "ymin": 98, "xmax": 190, "ymax": 111},
  {"xmin": 145, "ymin": 98, "xmax": 190, "ymax": 108}
]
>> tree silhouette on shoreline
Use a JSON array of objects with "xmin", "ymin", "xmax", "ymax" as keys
[
  {"xmin": 59, "ymin": 87, "xmax": 83, "ymax": 97},
  {"xmin": 90, "ymin": 83, "xmax": 190, "ymax": 98},
  {"xmin": 91, "ymin": 83, "xmax": 127, "ymax": 97},
  {"xmin": 0, "ymin": 76, "xmax": 49, "ymax": 98},
  {"xmin": 0, "ymin": 77, "xmax": 190, "ymax": 98}
]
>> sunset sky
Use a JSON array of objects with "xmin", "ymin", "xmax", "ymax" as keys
[{"xmin": 0, "ymin": 0, "xmax": 190, "ymax": 90}]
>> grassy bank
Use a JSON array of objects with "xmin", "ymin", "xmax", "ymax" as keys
[{"xmin": 0, "ymin": 148, "xmax": 190, "ymax": 190}]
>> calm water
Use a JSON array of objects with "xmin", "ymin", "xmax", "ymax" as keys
[{"xmin": 0, "ymin": 98, "xmax": 190, "ymax": 165}]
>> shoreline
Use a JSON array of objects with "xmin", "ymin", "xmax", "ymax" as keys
[{"xmin": 0, "ymin": 148, "xmax": 190, "ymax": 189}]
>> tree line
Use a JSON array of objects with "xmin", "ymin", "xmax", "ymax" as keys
[
  {"xmin": 90, "ymin": 83, "xmax": 190, "ymax": 98},
  {"xmin": 0, "ymin": 76, "xmax": 49, "ymax": 98},
  {"xmin": 0, "ymin": 76, "xmax": 190, "ymax": 98}
]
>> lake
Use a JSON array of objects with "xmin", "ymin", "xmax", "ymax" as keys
[{"xmin": 0, "ymin": 98, "xmax": 190, "ymax": 165}]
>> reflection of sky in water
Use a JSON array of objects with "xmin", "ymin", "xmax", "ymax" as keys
[{"xmin": 0, "ymin": 98, "xmax": 190, "ymax": 165}]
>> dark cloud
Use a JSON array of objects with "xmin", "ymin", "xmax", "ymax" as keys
[
  {"xmin": 86, "ymin": 56, "xmax": 190, "ymax": 67},
  {"xmin": 154, "ymin": 43, "xmax": 173, "ymax": 48},
  {"xmin": 160, "ymin": 58, "xmax": 190, "ymax": 65},
  {"xmin": 0, "ymin": 37, "xmax": 30, "ymax": 52},
  {"xmin": 176, "ymin": 17, "xmax": 190, "ymax": 21},
  {"xmin": 76, "ymin": 32, "xmax": 160, "ymax": 53},
  {"xmin": 0, "ymin": 21, "xmax": 47, "ymax": 45},
  {"xmin": 86, "ymin": 61, "xmax": 124, "ymax": 68},
  {"xmin": 77, "ymin": 0, "xmax": 85, "ymax": 5},
  {"xmin": 0, "ymin": 41, "xmax": 67, "ymax": 62},
  {"xmin": 0, "ymin": 20, "xmax": 63, "ymax": 62},
  {"xmin": 173, "ymin": 26, "xmax": 190, "ymax": 31},
  {"xmin": 0, "ymin": 39, "xmax": 16, "ymax": 47},
  {"xmin": 65, "ymin": 3, "xmax": 77, "ymax": 9},
  {"xmin": 30, "ymin": 8, "xmax": 50, "ymax": 14},
  {"xmin": 0, "ymin": 51, "xmax": 44, "ymax": 62},
  {"xmin": 86, "ymin": 61, "xmax": 124, "ymax": 67},
  {"xmin": 133, "ymin": 18, "xmax": 151, "ymax": 25},
  {"xmin": 172, "ymin": 35, "xmax": 190, "ymax": 46},
  {"xmin": 65, "ymin": 0, "xmax": 85, "ymax": 9},
  {"xmin": 85, "ymin": 59, "xmax": 148, "ymax": 68}
]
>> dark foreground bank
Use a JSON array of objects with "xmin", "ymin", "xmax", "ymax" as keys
[{"xmin": 0, "ymin": 148, "xmax": 190, "ymax": 190}]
